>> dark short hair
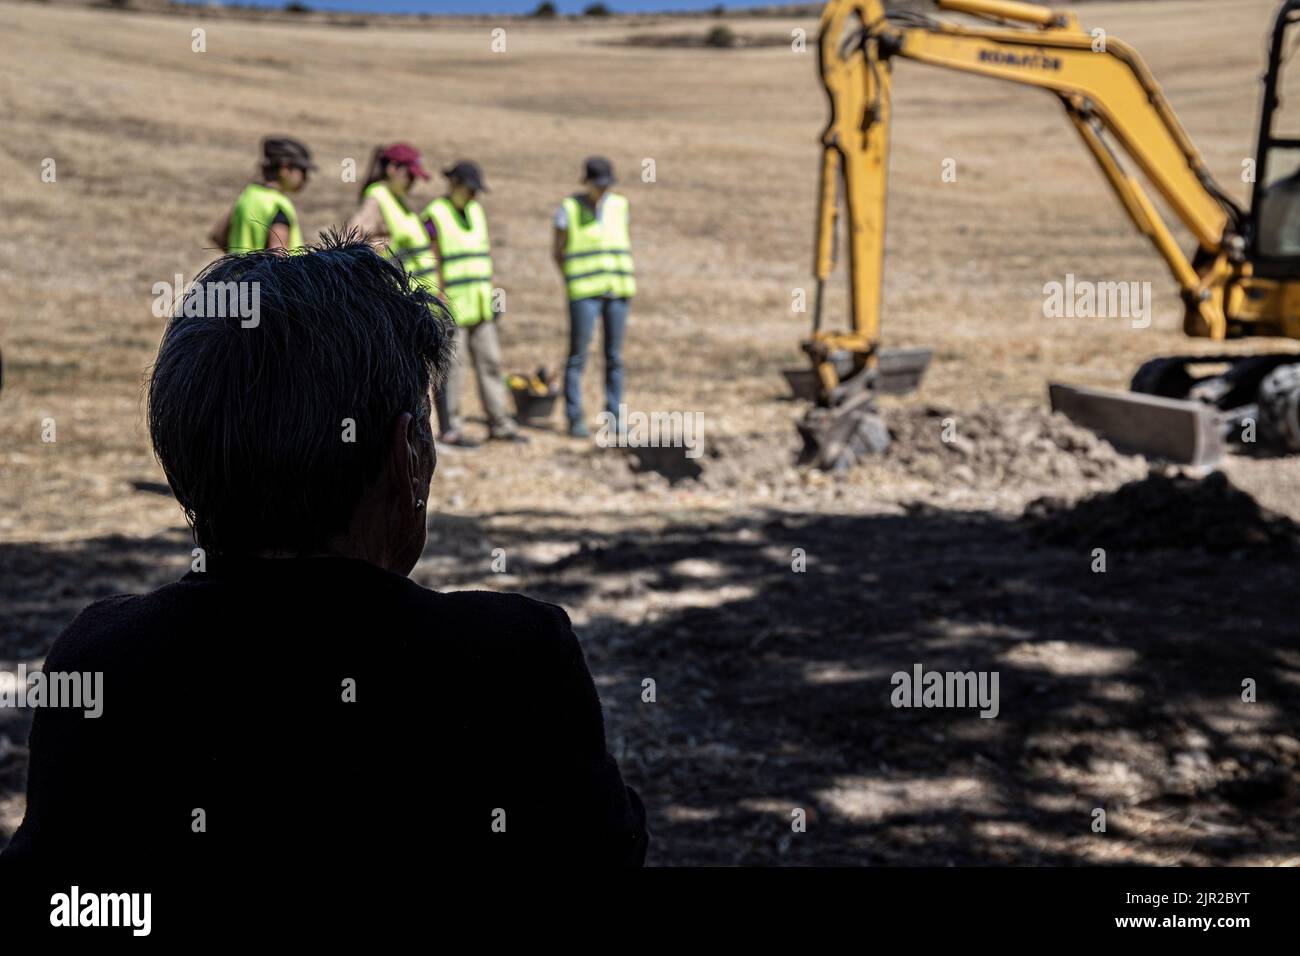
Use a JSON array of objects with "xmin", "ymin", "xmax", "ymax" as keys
[{"xmin": 148, "ymin": 233, "xmax": 454, "ymax": 556}]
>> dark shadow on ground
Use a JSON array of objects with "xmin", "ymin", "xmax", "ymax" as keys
[{"xmin": 458, "ymin": 494, "xmax": 1300, "ymax": 866}]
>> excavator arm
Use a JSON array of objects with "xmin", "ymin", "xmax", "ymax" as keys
[{"xmin": 801, "ymin": 0, "xmax": 1254, "ymax": 468}]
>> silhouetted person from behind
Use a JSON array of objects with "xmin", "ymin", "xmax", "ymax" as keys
[{"xmin": 1, "ymin": 235, "xmax": 648, "ymax": 887}]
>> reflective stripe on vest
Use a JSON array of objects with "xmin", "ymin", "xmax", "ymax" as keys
[
  {"xmin": 424, "ymin": 196, "xmax": 494, "ymax": 326},
  {"xmin": 364, "ymin": 182, "xmax": 440, "ymax": 296},
  {"xmin": 562, "ymin": 193, "xmax": 636, "ymax": 300},
  {"xmin": 227, "ymin": 183, "xmax": 304, "ymax": 252}
]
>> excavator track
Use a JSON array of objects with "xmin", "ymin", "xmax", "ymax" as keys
[{"xmin": 1259, "ymin": 361, "xmax": 1300, "ymax": 450}]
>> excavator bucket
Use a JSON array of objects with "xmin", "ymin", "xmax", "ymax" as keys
[
  {"xmin": 795, "ymin": 349, "xmax": 932, "ymax": 470},
  {"xmin": 1048, "ymin": 383, "xmax": 1225, "ymax": 466},
  {"xmin": 797, "ymin": 387, "xmax": 892, "ymax": 471},
  {"xmin": 875, "ymin": 347, "xmax": 934, "ymax": 395}
]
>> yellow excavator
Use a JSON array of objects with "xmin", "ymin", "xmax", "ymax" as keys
[{"xmin": 799, "ymin": 0, "xmax": 1300, "ymax": 469}]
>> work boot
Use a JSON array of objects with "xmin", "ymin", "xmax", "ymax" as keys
[
  {"xmin": 491, "ymin": 430, "xmax": 529, "ymax": 444},
  {"xmin": 438, "ymin": 429, "xmax": 480, "ymax": 449},
  {"xmin": 568, "ymin": 421, "xmax": 590, "ymax": 439}
]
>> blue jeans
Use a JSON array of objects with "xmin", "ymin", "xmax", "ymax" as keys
[{"xmin": 565, "ymin": 296, "xmax": 628, "ymax": 425}]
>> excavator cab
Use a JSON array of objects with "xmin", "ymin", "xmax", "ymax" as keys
[{"xmin": 1250, "ymin": 0, "xmax": 1300, "ymax": 266}]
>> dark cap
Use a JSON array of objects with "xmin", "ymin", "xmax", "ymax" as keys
[
  {"xmin": 380, "ymin": 142, "xmax": 431, "ymax": 180},
  {"xmin": 582, "ymin": 156, "xmax": 616, "ymax": 187},
  {"xmin": 444, "ymin": 160, "xmax": 488, "ymax": 193},
  {"xmin": 262, "ymin": 136, "xmax": 317, "ymax": 172}
]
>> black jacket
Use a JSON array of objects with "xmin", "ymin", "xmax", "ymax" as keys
[{"xmin": 1, "ymin": 556, "xmax": 648, "ymax": 879}]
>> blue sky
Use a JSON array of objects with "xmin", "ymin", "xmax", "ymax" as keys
[{"xmin": 230, "ymin": 0, "xmax": 772, "ymax": 12}]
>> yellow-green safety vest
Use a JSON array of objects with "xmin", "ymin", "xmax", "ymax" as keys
[
  {"xmin": 423, "ymin": 196, "xmax": 494, "ymax": 326},
  {"xmin": 562, "ymin": 193, "xmax": 636, "ymax": 300},
  {"xmin": 227, "ymin": 183, "xmax": 304, "ymax": 252},
  {"xmin": 364, "ymin": 182, "xmax": 440, "ymax": 296}
]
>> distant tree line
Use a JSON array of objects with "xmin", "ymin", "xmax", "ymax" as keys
[{"xmin": 532, "ymin": 2, "xmax": 615, "ymax": 15}]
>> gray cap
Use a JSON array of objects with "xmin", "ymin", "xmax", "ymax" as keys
[
  {"xmin": 444, "ymin": 160, "xmax": 488, "ymax": 193},
  {"xmin": 582, "ymin": 156, "xmax": 616, "ymax": 187},
  {"xmin": 261, "ymin": 136, "xmax": 317, "ymax": 172}
]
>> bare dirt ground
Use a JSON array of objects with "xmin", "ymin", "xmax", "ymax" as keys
[{"xmin": 1, "ymin": 0, "xmax": 1298, "ymax": 865}]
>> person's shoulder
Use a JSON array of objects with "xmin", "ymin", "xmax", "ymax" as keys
[
  {"xmin": 415, "ymin": 585, "xmax": 572, "ymax": 635},
  {"xmin": 42, "ymin": 580, "xmax": 199, "ymax": 671},
  {"xmin": 401, "ymin": 583, "xmax": 577, "ymax": 657},
  {"xmin": 43, "ymin": 595, "xmax": 130, "ymax": 670},
  {"xmin": 230, "ymin": 182, "xmax": 259, "ymax": 206}
]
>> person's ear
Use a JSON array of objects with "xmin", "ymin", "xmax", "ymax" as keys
[
  {"xmin": 410, "ymin": 410, "xmax": 435, "ymax": 483},
  {"xmin": 387, "ymin": 411, "xmax": 420, "ymax": 512}
]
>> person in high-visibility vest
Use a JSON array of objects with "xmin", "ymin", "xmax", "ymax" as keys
[
  {"xmin": 209, "ymin": 136, "xmax": 315, "ymax": 253},
  {"xmin": 346, "ymin": 143, "xmax": 441, "ymax": 303},
  {"xmin": 552, "ymin": 156, "xmax": 636, "ymax": 439},
  {"xmin": 422, "ymin": 161, "xmax": 524, "ymax": 445}
]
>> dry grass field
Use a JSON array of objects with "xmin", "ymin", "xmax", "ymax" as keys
[{"xmin": 1, "ymin": 0, "xmax": 1298, "ymax": 865}]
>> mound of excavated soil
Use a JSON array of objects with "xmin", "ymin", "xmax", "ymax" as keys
[
  {"xmin": 562, "ymin": 404, "xmax": 1149, "ymax": 511},
  {"xmin": 1025, "ymin": 471, "xmax": 1300, "ymax": 554},
  {"xmin": 691, "ymin": 404, "xmax": 1147, "ymax": 499},
  {"xmin": 874, "ymin": 405, "xmax": 1147, "ymax": 488}
]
